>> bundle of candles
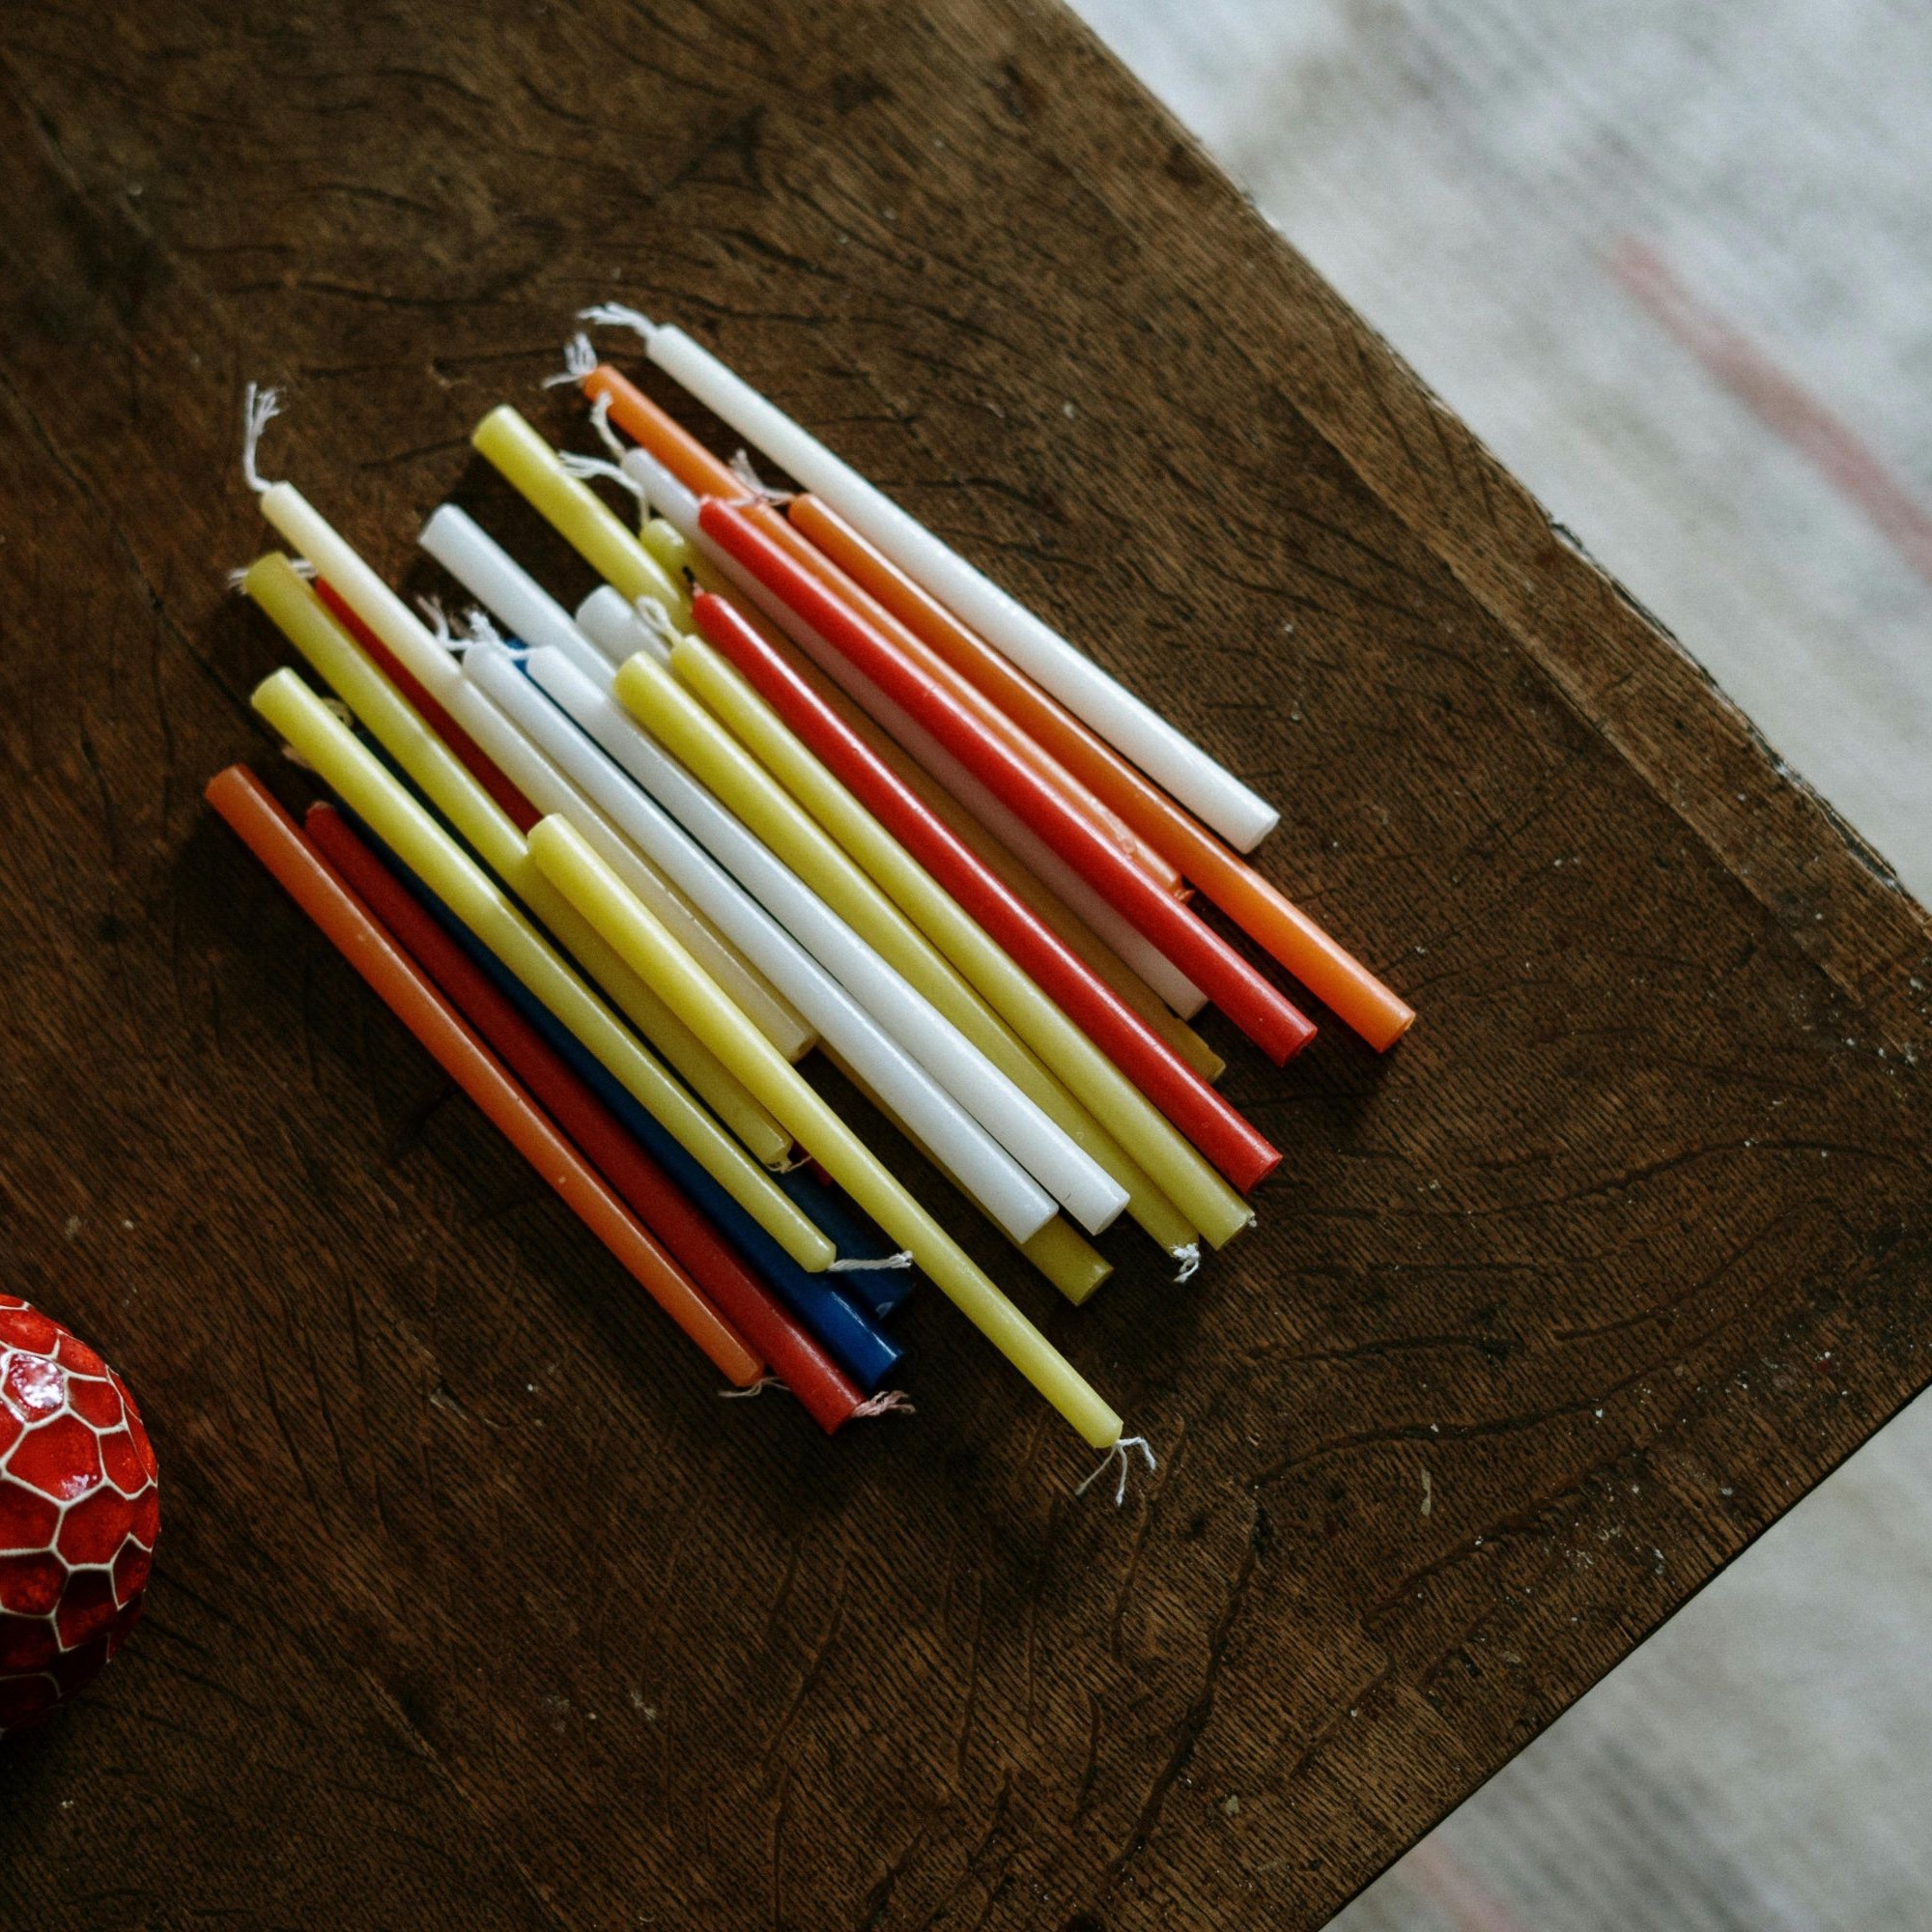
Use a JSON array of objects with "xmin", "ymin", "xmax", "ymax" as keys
[{"xmin": 208, "ymin": 305, "xmax": 1413, "ymax": 1493}]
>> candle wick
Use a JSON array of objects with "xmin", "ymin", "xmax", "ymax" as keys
[
  {"xmin": 1172, "ymin": 1243, "xmax": 1201, "ymax": 1284},
  {"xmin": 826, "ymin": 1250, "xmax": 914, "ymax": 1272},
  {"xmin": 1076, "ymin": 1434, "xmax": 1158, "ymax": 1507},
  {"xmin": 558, "ymin": 448, "xmax": 644, "ymax": 502},
  {"xmin": 577, "ymin": 301, "xmax": 659, "ymax": 348},
  {"xmin": 543, "ymin": 332, "xmax": 598, "ymax": 389},
  {"xmin": 241, "ymin": 382, "xmax": 284, "ymax": 494},
  {"xmin": 587, "ymin": 392, "xmax": 625, "ymax": 460},
  {"xmin": 851, "ymin": 1389, "xmax": 916, "ymax": 1419},
  {"xmin": 630, "ymin": 596, "xmax": 685, "ymax": 659},
  {"xmin": 414, "ymin": 595, "xmax": 453, "ymax": 647},
  {"xmin": 727, "ymin": 447, "xmax": 793, "ymax": 506},
  {"xmin": 718, "ymin": 1375, "xmax": 789, "ymax": 1400}
]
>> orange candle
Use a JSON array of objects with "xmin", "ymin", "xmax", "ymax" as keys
[
  {"xmin": 580, "ymin": 362, "xmax": 1185, "ymax": 897},
  {"xmin": 205, "ymin": 764, "xmax": 765, "ymax": 1388},
  {"xmin": 786, "ymin": 496, "xmax": 1416, "ymax": 1052}
]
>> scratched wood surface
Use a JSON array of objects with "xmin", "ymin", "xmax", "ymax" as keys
[{"xmin": 3, "ymin": 2, "xmax": 1931, "ymax": 1927}]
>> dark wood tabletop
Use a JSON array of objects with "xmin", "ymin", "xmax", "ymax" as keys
[{"xmin": 4, "ymin": 1, "xmax": 1930, "ymax": 1926}]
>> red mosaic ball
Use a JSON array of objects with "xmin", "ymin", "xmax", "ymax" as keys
[{"xmin": 0, "ymin": 1294, "xmax": 157, "ymax": 1740}]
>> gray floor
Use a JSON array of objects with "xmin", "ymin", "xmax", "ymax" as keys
[{"xmin": 1065, "ymin": 1, "xmax": 1932, "ymax": 1923}]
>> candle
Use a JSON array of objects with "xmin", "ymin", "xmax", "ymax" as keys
[
  {"xmin": 305, "ymin": 801, "xmax": 867, "ymax": 1435},
  {"xmin": 244, "ymin": 555, "xmax": 794, "ymax": 1169},
  {"xmin": 417, "ymin": 505, "xmax": 815, "ymax": 1063},
  {"xmin": 248, "ymin": 664, "xmax": 834, "ymax": 1272},
  {"xmin": 575, "ymin": 361, "xmax": 1185, "ymax": 896},
  {"xmin": 702, "ymin": 502, "xmax": 1320, "ymax": 1065},
  {"xmin": 577, "ymin": 584, "xmax": 668, "ymax": 668},
  {"xmin": 468, "ymin": 640, "xmax": 1068, "ymax": 1248},
  {"xmin": 663, "ymin": 628, "xmax": 1230, "ymax": 1256},
  {"xmin": 358, "ymin": 820, "xmax": 907, "ymax": 1385},
  {"xmin": 469, "ymin": 406, "xmax": 691, "ymax": 628},
  {"xmin": 587, "ymin": 650, "xmax": 1143, "ymax": 1240},
  {"xmin": 204, "ymin": 765, "xmax": 764, "ymax": 1387},
  {"xmin": 528, "ymin": 811, "xmax": 1126, "ymax": 1449},
  {"xmin": 684, "ymin": 593, "xmax": 1277, "ymax": 1217},
  {"xmin": 595, "ymin": 320, "xmax": 1280, "ymax": 852},
  {"xmin": 611, "ymin": 442, "xmax": 1212, "ymax": 1021},
  {"xmin": 791, "ymin": 497, "xmax": 1416, "ymax": 1051}
]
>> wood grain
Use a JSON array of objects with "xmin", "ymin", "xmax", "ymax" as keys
[{"xmin": 1, "ymin": 2, "xmax": 1928, "ymax": 1926}]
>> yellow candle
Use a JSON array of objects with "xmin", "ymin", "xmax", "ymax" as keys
[
  {"xmin": 244, "ymin": 556, "xmax": 793, "ymax": 1172},
  {"xmin": 673, "ymin": 635, "xmax": 1253, "ymax": 1250},
  {"xmin": 528, "ymin": 813, "xmax": 1125, "ymax": 1448},
  {"xmin": 251, "ymin": 669, "xmax": 835, "ymax": 1270},
  {"xmin": 612, "ymin": 650, "xmax": 1202, "ymax": 1258},
  {"xmin": 471, "ymin": 407, "xmax": 691, "ymax": 629}
]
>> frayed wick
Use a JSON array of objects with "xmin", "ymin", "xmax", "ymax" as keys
[
  {"xmin": 579, "ymin": 301, "xmax": 658, "ymax": 347},
  {"xmin": 558, "ymin": 448, "xmax": 644, "ymax": 500},
  {"xmin": 728, "ymin": 448, "xmax": 793, "ymax": 505},
  {"xmin": 827, "ymin": 1250, "xmax": 914, "ymax": 1273},
  {"xmin": 588, "ymin": 391, "xmax": 625, "ymax": 459},
  {"xmin": 414, "ymin": 595, "xmax": 453, "ymax": 647},
  {"xmin": 545, "ymin": 332, "xmax": 598, "ymax": 390},
  {"xmin": 1172, "ymin": 1243, "xmax": 1201, "ymax": 1284},
  {"xmin": 1077, "ymin": 1434, "xmax": 1157, "ymax": 1508},
  {"xmin": 632, "ymin": 596, "xmax": 684, "ymax": 658},
  {"xmin": 719, "ymin": 1375, "xmax": 788, "ymax": 1400},
  {"xmin": 852, "ymin": 1389, "xmax": 915, "ymax": 1419},
  {"xmin": 241, "ymin": 382, "xmax": 284, "ymax": 495}
]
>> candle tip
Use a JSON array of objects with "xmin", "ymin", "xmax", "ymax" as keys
[
  {"xmin": 241, "ymin": 382, "xmax": 284, "ymax": 495},
  {"xmin": 578, "ymin": 301, "xmax": 658, "ymax": 346}
]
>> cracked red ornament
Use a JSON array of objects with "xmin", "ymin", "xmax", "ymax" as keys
[{"xmin": 0, "ymin": 1294, "xmax": 157, "ymax": 1739}]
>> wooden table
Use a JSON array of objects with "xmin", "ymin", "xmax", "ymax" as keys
[{"xmin": 4, "ymin": 3, "xmax": 1929, "ymax": 1925}]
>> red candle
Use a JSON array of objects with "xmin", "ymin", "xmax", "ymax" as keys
[
  {"xmin": 306, "ymin": 802, "xmax": 867, "ymax": 1436},
  {"xmin": 313, "ymin": 579, "xmax": 541, "ymax": 834},
  {"xmin": 693, "ymin": 590, "xmax": 1283, "ymax": 1190},
  {"xmin": 699, "ymin": 502, "xmax": 1319, "ymax": 1065},
  {"xmin": 204, "ymin": 766, "xmax": 764, "ymax": 1389}
]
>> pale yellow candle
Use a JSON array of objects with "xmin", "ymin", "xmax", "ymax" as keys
[
  {"xmin": 471, "ymin": 407, "xmax": 691, "ymax": 629},
  {"xmin": 250, "ymin": 669, "xmax": 835, "ymax": 1271},
  {"xmin": 814, "ymin": 1043, "xmax": 1114, "ymax": 1306},
  {"xmin": 674, "ymin": 635, "xmax": 1253, "ymax": 1250},
  {"xmin": 614, "ymin": 649, "xmax": 1200, "ymax": 1256},
  {"xmin": 695, "ymin": 583, "xmax": 1227, "ymax": 1085},
  {"xmin": 529, "ymin": 813, "xmax": 1125, "ymax": 1448},
  {"xmin": 245, "ymin": 556, "xmax": 792, "ymax": 1171}
]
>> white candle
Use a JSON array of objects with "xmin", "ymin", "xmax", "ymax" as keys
[
  {"xmin": 514, "ymin": 646, "xmax": 1127, "ymax": 1238},
  {"xmin": 621, "ymin": 448, "xmax": 1210, "ymax": 1020},
  {"xmin": 625, "ymin": 318, "xmax": 1280, "ymax": 853},
  {"xmin": 576, "ymin": 585, "xmax": 668, "ymax": 668},
  {"xmin": 464, "ymin": 640, "xmax": 1067, "ymax": 1246}
]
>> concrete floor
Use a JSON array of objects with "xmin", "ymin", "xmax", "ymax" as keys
[{"xmin": 1065, "ymin": 1, "xmax": 1932, "ymax": 1923}]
